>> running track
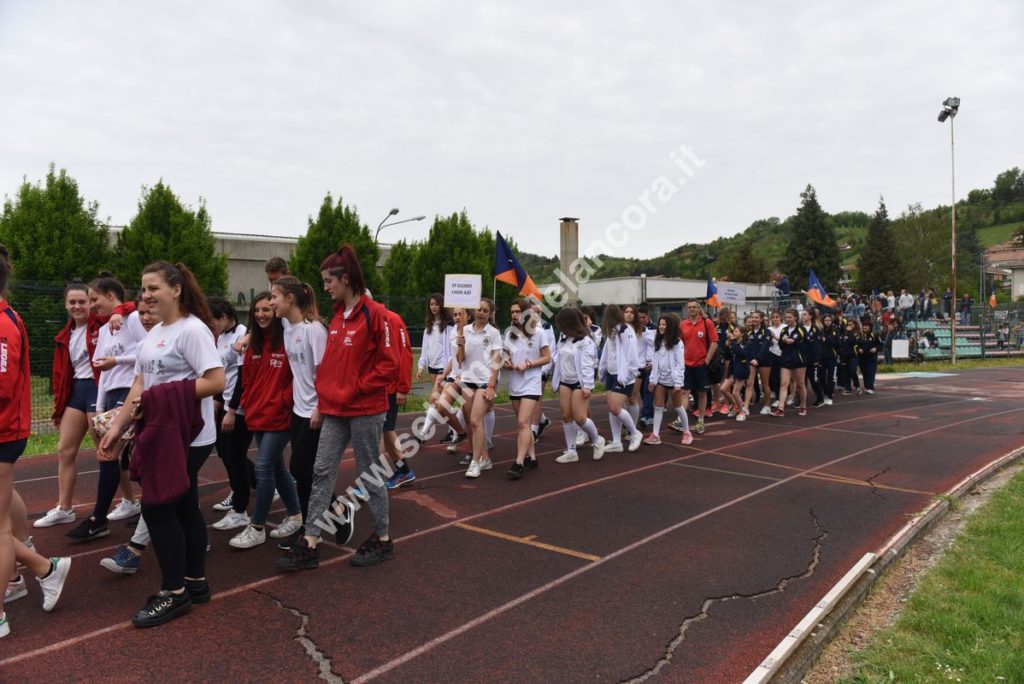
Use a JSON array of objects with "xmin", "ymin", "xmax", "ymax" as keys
[{"xmin": 3, "ymin": 368, "xmax": 1023, "ymax": 682}]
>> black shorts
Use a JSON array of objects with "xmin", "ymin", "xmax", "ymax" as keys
[
  {"xmin": 683, "ymin": 364, "xmax": 711, "ymax": 392},
  {"xmin": 0, "ymin": 438, "xmax": 27, "ymax": 464},
  {"xmin": 427, "ymin": 366, "xmax": 444, "ymax": 375},
  {"xmin": 559, "ymin": 381, "xmax": 582, "ymax": 391},
  {"xmin": 708, "ymin": 362, "xmax": 725, "ymax": 385},
  {"xmin": 68, "ymin": 377, "xmax": 98, "ymax": 413},
  {"xmin": 510, "ymin": 394, "xmax": 541, "ymax": 402},
  {"xmin": 105, "ymin": 386, "xmax": 131, "ymax": 411},
  {"xmin": 604, "ymin": 373, "xmax": 635, "ymax": 396},
  {"xmin": 657, "ymin": 383, "xmax": 679, "ymax": 391},
  {"xmin": 461, "ymin": 381, "xmax": 488, "ymax": 391},
  {"xmin": 383, "ymin": 394, "xmax": 399, "ymax": 432},
  {"xmin": 780, "ymin": 358, "xmax": 805, "ymax": 370}
]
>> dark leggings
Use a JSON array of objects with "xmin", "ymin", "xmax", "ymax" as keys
[
  {"xmin": 290, "ymin": 413, "xmax": 321, "ymax": 522},
  {"xmin": 807, "ymin": 364, "xmax": 825, "ymax": 404},
  {"xmin": 839, "ymin": 357, "xmax": 860, "ymax": 390},
  {"xmin": 92, "ymin": 447, "xmax": 129, "ymax": 524},
  {"xmin": 821, "ymin": 360, "xmax": 836, "ymax": 399},
  {"xmin": 859, "ymin": 354, "xmax": 877, "ymax": 391},
  {"xmin": 224, "ymin": 414, "xmax": 254, "ymax": 514},
  {"xmin": 142, "ymin": 444, "xmax": 214, "ymax": 592}
]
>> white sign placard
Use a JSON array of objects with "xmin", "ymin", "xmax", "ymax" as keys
[
  {"xmin": 444, "ymin": 274, "xmax": 482, "ymax": 309},
  {"xmin": 891, "ymin": 339, "xmax": 910, "ymax": 359},
  {"xmin": 718, "ymin": 284, "xmax": 746, "ymax": 305}
]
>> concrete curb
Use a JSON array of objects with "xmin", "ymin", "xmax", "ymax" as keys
[{"xmin": 747, "ymin": 445, "xmax": 1024, "ymax": 683}]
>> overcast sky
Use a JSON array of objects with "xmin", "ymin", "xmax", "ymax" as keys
[{"xmin": 1, "ymin": 1, "xmax": 1021, "ymax": 259}]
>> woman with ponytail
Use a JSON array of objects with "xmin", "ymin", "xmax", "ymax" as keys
[
  {"xmin": 98, "ymin": 261, "xmax": 225, "ymax": 628},
  {"xmin": 268, "ymin": 276, "xmax": 327, "ymax": 547},
  {"xmin": 278, "ymin": 245, "xmax": 396, "ymax": 572},
  {"xmin": 65, "ymin": 272, "xmax": 145, "ymax": 542}
]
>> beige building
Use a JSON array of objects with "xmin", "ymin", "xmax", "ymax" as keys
[{"xmin": 213, "ymin": 232, "xmax": 298, "ymax": 308}]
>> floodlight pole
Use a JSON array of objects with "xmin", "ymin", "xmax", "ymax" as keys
[{"xmin": 942, "ymin": 108, "xmax": 958, "ymax": 365}]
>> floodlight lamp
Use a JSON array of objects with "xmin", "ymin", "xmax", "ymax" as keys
[
  {"xmin": 938, "ymin": 110, "xmax": 950, "ymax": 122},
  {"xmin": 943, "ymin": 97, "xmax": 960, "ymax": 109}
]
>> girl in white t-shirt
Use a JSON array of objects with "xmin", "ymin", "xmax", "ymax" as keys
[
  {"xmin": 414, "ymin": 313, "xmax": 468, "ymax": 450},
  {"xmin": 599, "ymin": 305, "xmax": 643, "ymax": 453},
  {"xmin": 502, "ymin": 299, "xmax": 551, "ymax": 479},
  {"xmin": 454, "ymin": 299, "xmax": 502, "ymax": 478},
  {"xmin": 207, "ymin": 297, "xmax": 251, "ymax": 523},
  {"xmin": 99, "ymin": 261, "xmax": 225, "ymax": 629},
  {"xmin": 416, "ymin": 293, "xmax": 451, "ymax": 382},
  {"xmin": 64, "ymin": 274, "xmax": 145, "ymax": 542},
  {"xmin": 270, "ymin": 276, "xmax": 327, "ymax": 540}
]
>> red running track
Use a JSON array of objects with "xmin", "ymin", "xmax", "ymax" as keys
[{"xmin": 2, "ymin": 368, "xmax": 1023, "ymax": 682}]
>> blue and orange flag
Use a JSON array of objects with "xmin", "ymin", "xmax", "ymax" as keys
[
  {"xmin": 807, "ymin": 269, "xmax": 837, "ymax": 308},
  {"xmin": 706, "ymin": 278, "xmax": 720, "ymax": 308},
  {"xmin": 495, "ymin": 232, "xmax": 542, "ymax": 300}
]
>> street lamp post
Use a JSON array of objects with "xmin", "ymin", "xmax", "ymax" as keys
[
  {"xmin": 373, "ymin": 208, "xmax": 427, "ymax": 246},
  {"xmin": 938, "ymin": 96, "xmax": 960, "ymax": 364}
]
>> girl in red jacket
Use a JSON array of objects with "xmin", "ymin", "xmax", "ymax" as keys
[
  {"xmin": 226, "ymin": 292, "xmax": 304, "ymax": 550},
  {"xmin": 278, "ymin": 245, "xmax": 396, "ymax": 572},
  {"xmin": 35, "ymin": 281, "xmax": 97, "ymax": 528}
]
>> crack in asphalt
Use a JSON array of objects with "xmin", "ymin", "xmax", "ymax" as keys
[
  {"xmin": 254, "ymin": 589, "xmax": 345, "ymax": 683},
  {"xmin": 865, "ymin": 466, "xmax": 893, "ymax": 498},
  {"xmin": 620, "ymin": 510, "xmax": 829, "ymax": 683}
]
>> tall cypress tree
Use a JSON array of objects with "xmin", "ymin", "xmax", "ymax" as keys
[
  {"xmin": 856, "ymin": 197, "xmax": 900, "ymax": 293},
  {"xmin": 783, "ymin": 184, "xmax": 841, "ymax": 291}
]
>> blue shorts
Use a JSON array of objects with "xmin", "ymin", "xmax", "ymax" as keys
[
  {"xmin": 105, "ymin": 387, "xmax": 131, "ymax": 411},
  {"xmin": 383, "ymin": 394, "xmax": 399, "ymax": 432},
  {"xmin": 0, "ymin": 438, "xmax": 27, "ymax": 464},
  {"xmin": 683, "ymin": 364, "xmax": 710, "ymax": 392},
  {"xmin": 68, "ymin": 378, "xmax": 98, "ymax": 413},
  {"xmin": 604, "ymin": 373, "xmax": 635, "ymax": 396}
]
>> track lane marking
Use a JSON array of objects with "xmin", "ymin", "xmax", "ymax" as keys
[{"xmin": 454, "ymin": 522, "xmax": 601, "ymax": 562}]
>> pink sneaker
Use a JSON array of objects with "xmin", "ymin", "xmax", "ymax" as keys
[
  {"xmin": 718, "ymin": 405, "xmax": 731, "ymax": 416},
  {"xmin": 680, "ymin": 431, "xmax": 694, "ymax": 445},
  {"xmin": 643, "ymin": 434, "xmax": 661, "ymax": 445},
  {"xmin": 704, "ymin": 408, "xmax": 714, "ymax": 418}
]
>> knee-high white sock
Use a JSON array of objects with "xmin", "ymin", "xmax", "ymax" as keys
[
  {"xmin": 627, "ymin": 403, "xmax": 640, "ymax": 424},
  {"xmin": 674, "ymin": 406, "xmax": 690, "ymax": 432},
  {"xmin": 580, "ymin": 418, "xmax": 600, "ymax": 442},
  {"xmin": 457, "ymin": 411, "xmax": 467, "ymax": 429},
  {"xmin": 422, "ymin": 407, "xmax": 445, "ymax": 436},
  {"xmin": 484, "ymin": 410, "xmax": 495, "ymax": 442},
  {"xmin": 562, "ymin": 423, "xmax": 577, "ymax": 452},
  {"xmin": 608, "ymin": 412, "xmax": 622, "ymax": 444},
  {"xmin": 653, "ymin": 407, "xmax": 665, "ymax": 434},
  {"xmin": 617, "ymin": 408, "xmax": 639, "ymax": 436}
]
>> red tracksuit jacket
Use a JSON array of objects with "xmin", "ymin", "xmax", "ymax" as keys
[
  {"xmin": 0, "ymin": 300, "xmax": 31, "ymax": 443},
  {"xmin": 239, "ymin": 337, "xmax": 294, "ymax": 432},
  {"xmin": 315, "ymin": 294, "xmax": 396, "ymax": 417},
  {"xmin": 386, "ymin": 309, "xmax": 413, "ymax": 395}
]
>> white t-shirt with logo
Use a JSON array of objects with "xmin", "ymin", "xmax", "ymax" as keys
[
  {"xmin": 282, "ymin": 318, "xmax": 327, "ymax": 418},
  {"xmin": 95, "ymin": 311, "xmax": 148, "ymax": 412},
  {"xmin": 70, "ymin": 325, "xmax": 93, "ymax": 379},
  {"xmin": 452, "ymin": 323, "xmax": 502, "ymax": 385},
  {"xmin": 134, "ymin": 315, "xmax": 223, "ymax": 447},
  {"xmin": 503, "ymin": 328, "xmax": 547, "ymax": 396},
  {"xmin": 217, "ymin": 325, "xmax": 248, "ymax": 415}
]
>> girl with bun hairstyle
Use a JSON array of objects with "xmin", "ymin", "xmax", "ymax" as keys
[
  {"xmin": 98, "ymin": 261, "xmax": 225, "ymax": 628},
  {"xmin": 277, "ymin": 245, "xmax": 397, "ymax": 572}
]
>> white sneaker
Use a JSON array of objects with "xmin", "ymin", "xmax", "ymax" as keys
[
  {"xmin": 272, "ymin": 491, "xmax": 281, "ymax": 503},
  {"xmin": 229, "ymin": 525, "xmax": 266, "ymax": 549},
  {"xmin": 478, "ymin": 458, "xmax": 493, "ymax": 471},
  {"xmin": 107, "ymin": 498, "xmax": 141, "ymax": 521},
  {"xmin": 824, "ymin": 398, "xmax": 833, "ymax": 406},
  {"xmin": 555, "ymin": 450, "xmax": 579, "ymax": 463},
  {"xmin": 771, "ymin": 401, "xmax": 779, "ymax": 409},
  {"xmin": 865, "ymin": 389, "xmax": 875, "ymax": 394},
  {"xmin": 212, "ymin": 510, "xmax": 250, "ymax": 531},
  {"xmin": 760, "ymin": 406, "xmax": 772, "ymax": 416},
  {"xmin": 269, "ymin": 516, "xmax": 303, "ymax": 539},
  {"xmin": 465, "ymin": 461, "xmax": 482, "ymax": 478},
  {"xmin": 627, "ymin": 432, "xmax": 643, "ymax": 453},
  {"xmin": 212, "ymin": 492, "xmax": 234, "ymax": 512},
  {"xmin": 592, "ymin": 436, "xmax": 607, "ymax": 461},
  {"xmin": 33, "ymin": 507, "xmax": 75, "ymax": 528},
  {"xmin": 0, "ymin": 613, "xmax": 8, "ymax": 639},
  {"xmin": 38, "ymin": 557, "xmax": 71, "ymax": 612},
  {"xmin": 5, "ymin": 577, "xmax": 27, "ymax": 603},
  {"xmin": 603, "ymin": 442, "xmax": 624, "ymax": 454},
  {"xmin": 736, "ymin": 413, "xmax": 747, "ymax": 422},
  {"xmin": 786, "ymin": 397, "xmax": 795, "ymax": 407},
  {"xmin": 575, "ymin": 430, "xmax": 588, "ymax": 447}
]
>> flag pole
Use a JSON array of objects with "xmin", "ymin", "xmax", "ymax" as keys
[{"xmin": 493, "ymin": 277, "xmax": 496, "ymax": 303}]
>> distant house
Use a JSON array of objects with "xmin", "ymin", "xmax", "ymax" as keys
[{"xmin": 985, "ymin": 241, "xmax": 1024, "ymax": 299}]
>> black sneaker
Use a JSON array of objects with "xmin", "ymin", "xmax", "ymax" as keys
[
  {"xmin": 536, "ymin": 417, "xmax": 551, "ymax": 439},
  {"xmin": 439, "ymin": 429, "xmax": 456, "ymax": 444},
  {"xmin": 524, "ymin": 457, "xmax": 539, "ymax": 471},
  {"xmin": 277, "ymin": 526, "xmax": 305, "ymax": 551},
  {"xmin": 351, "ymin": 533, "xmax": 395, "ymax": 567},
  {"xmin": 185, "ymin": 579, "xmax": 210, "ymax": 605},
  {"xmin": 507, "ymin": 462, "xmax": 525, "ymax": 480},
  {"xmin": 65, "ymin": 518, "xmax": 109, "ymax": 543},
  {"xmin": 276, "ymin": 536, "xmax": 319, "ymax": 572},
  {"xmin": 812, "ymin": 400, "xmax": 825, "ymax": 408},
  {"xmin": 132, "ymin": 591, "xmax": 192, "ymax": 628},
  {"xmin": 459, "ymin": 454, "xmax": 472, "ymax": 466}
]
